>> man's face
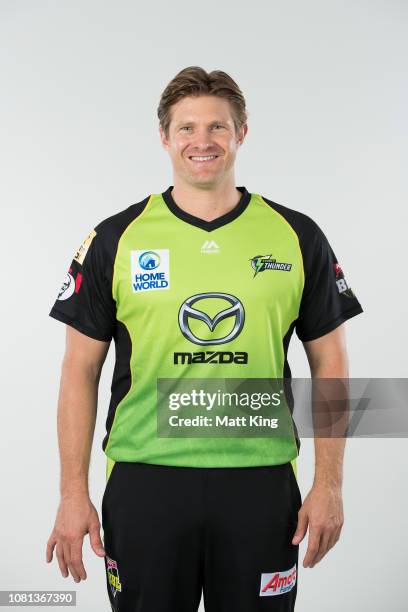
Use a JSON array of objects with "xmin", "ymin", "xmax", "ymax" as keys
[{"xmin": 160, "ymin": 95, "xmax": 247, "ymax": 188}]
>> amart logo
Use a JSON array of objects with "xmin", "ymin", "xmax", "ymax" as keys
[{"xmin": 260, "ymin": 564, "xmax": 297, "ymax": 597}]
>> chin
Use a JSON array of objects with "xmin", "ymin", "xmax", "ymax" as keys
[{"xmin": 189, "ymin": 175, "xmax": 220, "ymax": 188}]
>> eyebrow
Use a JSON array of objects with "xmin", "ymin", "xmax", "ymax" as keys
[{"xmin": 174, "ymin": 119, "xmax": 228, "ymax": 128}]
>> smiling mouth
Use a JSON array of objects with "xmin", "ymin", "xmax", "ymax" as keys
[{"xmin": 188, "ymin": 155, "xmax": 219, "ymax": 162}]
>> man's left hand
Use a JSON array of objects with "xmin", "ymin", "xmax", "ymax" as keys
[{"xmin": 291, "ymin": 483, "xmax": 344, "ymax": 567}]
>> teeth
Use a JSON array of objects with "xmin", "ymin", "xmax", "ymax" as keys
[{"xmin": 190, "ymin": 155, "xmax": 218, "ymax": 161}]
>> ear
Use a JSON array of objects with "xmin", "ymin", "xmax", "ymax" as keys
[
  {"xmin": 159, "ymin": 125, "xmax": 170, "ymax": 151},
  {"xmin": 237, "ymin": 123, "xmax": 248, "ymax": 147}
]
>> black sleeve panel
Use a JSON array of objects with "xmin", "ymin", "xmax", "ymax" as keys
[
  {"xmin": 261, "ymin": 196, "xmax": 364, "ymax": 342},
  {"xmin": 48, "ymin": 196, "xmax": 151, "ymax": 342},
  {"xmin": 294, "ymin": 220, "xmax": 363, "ymax": 342},
  {"xmin": 49, "ymin": 228, "xmax": 116, "ymax": 341}
]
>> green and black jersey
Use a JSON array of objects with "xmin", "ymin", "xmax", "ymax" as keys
[{"xmin": 49, "ymin": 186, "xmax": 363, "ymax": 469}]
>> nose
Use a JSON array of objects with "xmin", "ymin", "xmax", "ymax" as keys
[
  {"xmin": 194, "ymin": 125, "xmax": 214, "ymax": 148},
  {"xmin": 189, "ymin": 127, "xmax": 219, "ymax": 153}
]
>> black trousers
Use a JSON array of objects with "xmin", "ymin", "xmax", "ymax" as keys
[{"xmin": 102, "ymin": 461, "xmax": 302, "ymax": 611}]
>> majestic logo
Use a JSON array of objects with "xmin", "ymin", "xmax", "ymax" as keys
[
  {"xmin": 131, "ymin": 249, "xmax": 170, "ymax": 293},
  {"xmin": 260, "ymin": 564, "xmax": 297, "ymax": 597},
  {"xmin": 57, "ymin": 267, "xmax": 82, "ymax": 301},
  {"xmin": 178, "ymin": 292, "xmax": 245, "ymax": 346},
  {"xmin": 106, "ymin": 556, "xmax": 122, "ymax": 598},
  {"xmin": 139, "ymin": 250, "xmax": 160, "ymax": 270},
  {"xmin": 334, "ymin": 262, "xmax": 355, "ymax": 298},
  {"xmin": 250, "ymin": 254, "xmax": 292, "ymax": 277},
  {"xmin": 201, "ymin": 240, "xmax": 220, "ymax": 254}
]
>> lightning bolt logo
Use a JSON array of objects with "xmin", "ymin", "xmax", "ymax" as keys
[
  {"xmin": 250, "ymin": 253, "xmax": 292, "ymax": 277},
  {"xmin": 251, "ymin": 255, "xmax": 272, "ymax": 277}
]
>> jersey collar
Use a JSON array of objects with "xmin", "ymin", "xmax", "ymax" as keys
[{"xmin": 161, "ymin": 185, "xmax": 251, "ymax": 232}]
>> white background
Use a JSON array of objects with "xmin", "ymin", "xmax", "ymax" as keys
[{"xmin": 1, "ymin": 0, "xmax": 407, "ymax": 610}]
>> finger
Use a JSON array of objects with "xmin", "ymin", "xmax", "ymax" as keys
[
  {"xmin": 292, "ymin": 511, "xmax": 308, "ymax": 545},
  {"xmin": 303, "ymin": 527, "xmax": 322, "ymax": 567},
  {"xmin": 63, "ymin": 540, "xmax": 80, "ymax": 583},
  {"xmin": 46, "ymin": 534, "xmax": 56, "ymax": 562},
  {"xmin": 56, "ymin": 542, "xmax": 68, "ymax": 578},
  {"xmin": 310, "ymin": 529, "xmax": 331, "ymax": 567},
  {"xmin": 89, "ymin": 522, "xmax": 105, "ymax": 557},
  {"xmin": 70, "ymin": 539, "xmax": 87, "ymax": 580}
]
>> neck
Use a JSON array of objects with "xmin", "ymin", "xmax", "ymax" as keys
[{"xmin": 170, "ymin": 175, "xmax": 242, "ymax": 222}]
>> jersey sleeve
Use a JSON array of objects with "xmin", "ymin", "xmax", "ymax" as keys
[
  {"xmin": 295, "ymin": 222, "xmax": 363, "ymax": 342},
  {"xmin": 48, "ymin": 227, "xmax": 116, "ymax": 341}
]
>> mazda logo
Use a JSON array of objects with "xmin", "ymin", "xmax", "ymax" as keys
[{"xmin": 178, "ymin": 292, "xmax": 245, "ymax": 346}]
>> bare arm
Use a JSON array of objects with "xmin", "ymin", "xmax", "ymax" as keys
[
  {"xmin": 292, "ymin": 324, "xmax": 348, "ymax": 567},
  {"xmin": 306, "ymin": 324, "xmax": 349, "ymax": 490},
  {"xmin": 46, "ymin": 326, "xmax": 110, "ymax": 582},
  {"xmin": 58, "ymin": 326, "xmax": 109, "ymax": 497}
]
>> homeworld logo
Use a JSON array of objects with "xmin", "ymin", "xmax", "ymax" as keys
[
  {"xmin": 131, "ymin": 249, "xmax": 170, "ymax": 293},
  {"xmin": 174, "ymin": 292, "xmax": 248, "ymax": 364},
  {"xmin": 139, "ymin": 251, "xmax": 160, "ymax": 270},
  {"xmin": 250, "ymin": 254, "xmax": 292, "ymax": 277}
]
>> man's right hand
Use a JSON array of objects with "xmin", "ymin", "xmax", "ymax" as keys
[{"xmin": 46, "ymin": 493, "xmax": 106, "ymax": 582}]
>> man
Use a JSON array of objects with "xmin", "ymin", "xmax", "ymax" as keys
[{"xmin": 46, "ymin": 66, "xmax": 363, "ymax": 611}]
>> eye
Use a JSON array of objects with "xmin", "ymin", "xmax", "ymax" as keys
[
  {"xmin": 212, "ymin": 124, "xmax": 224, "ymax": 130},
  {"xmin": 180, "ymin": 126, "xmax": 192, "ymax": 132}
]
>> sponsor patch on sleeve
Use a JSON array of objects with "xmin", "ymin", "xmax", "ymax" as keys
[
  {"xmin": 74, "ymin": 229, "xmax": 97, "ymax": 265},
  {"xmin": 333, "ymin": 262, "xmax": 356, "ymax": 298},
  {"xmin": 57, "ymin": 267, "xmax": 83, "ymax": 301}
]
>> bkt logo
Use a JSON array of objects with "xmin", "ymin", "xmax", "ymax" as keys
[
  {"xmin": 131, "ymin": 249, "xmax": 170, "ymax": 293},
  {"xmin": 174, "ymin": 292, "xmax": 247, "ymax": 364}
]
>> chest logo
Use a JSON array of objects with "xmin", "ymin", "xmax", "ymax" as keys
[
  {"xmin": 201, "ymin": 240, "xmax": 220, "ymax": 254},
  {"xmin": 250, "ymin": 254, "xmax": 292, "ymax": 277},
  {"xmin": 178, "ymin": 292, "xmax": 244, "ymax": 346},
  {"xmin": 131, "ymin": 249, "xmax": 170, "ymax": 293}
]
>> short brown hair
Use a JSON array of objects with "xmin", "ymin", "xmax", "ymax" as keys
[{"xmin": 157, "ymin": 66, "xmax": 248, "ymax": 138}]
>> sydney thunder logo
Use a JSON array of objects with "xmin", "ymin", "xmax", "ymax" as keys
[{"xmin": 250, "ymin": 254, "xmax": 292, "ymax": 278}]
